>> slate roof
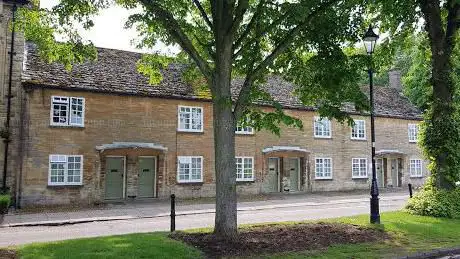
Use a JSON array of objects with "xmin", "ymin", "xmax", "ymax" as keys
[{"xmin": 22, "ymin": 42, "xmax": 422, "ymax": 120}]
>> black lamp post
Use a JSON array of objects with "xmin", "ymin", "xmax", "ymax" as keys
[{"xmin": 363, "ymin": 25, "xmax": 380, "ymax": 224}]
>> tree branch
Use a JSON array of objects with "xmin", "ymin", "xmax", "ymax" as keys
[
  {"xmin": 233, "ymin": 0, "xmax": 266, "ymax": 56},
  {"xmin": 138, "ymin": 0, "xmax": 212, "ymax": 80},
  {"xmin": 230, "ymin": 0, "xmax": 249, "ymax": 36},
  {"xmin": 233, "ymin": 0, "xmax": 339, "ymax": 119},
  {"xmin": 192, "ymin": 0, "xmax": 213, "ymax": 29},
  {"xmin": 444, "ymin": 1, "xmax": 460, "ymax": 56}
]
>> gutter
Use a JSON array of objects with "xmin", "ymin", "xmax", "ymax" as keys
[{"xmin": 1, "ymin": 3, "xmax": 17, "ymax": 193}]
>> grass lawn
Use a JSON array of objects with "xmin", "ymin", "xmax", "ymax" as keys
[{"xmin": 7, "ymin": 211, "xmax": 460, "ymax": 259}]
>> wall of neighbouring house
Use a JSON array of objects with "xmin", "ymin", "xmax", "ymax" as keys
[
  {"xmin": 17, "ymin": 87, "xmax": 426, "ymax": 207},
  {"xmin": 0, "ymin": 0, "xmax": 26, "ymax": 207}
]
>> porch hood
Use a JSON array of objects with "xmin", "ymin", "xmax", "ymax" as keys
[
  {"xmin": 96, "ymin": 142, "xmax": 168, "ymax": 152},
  {"xmin": 262, "ymin": 146, "xmax": 309, "ymax": 154}
]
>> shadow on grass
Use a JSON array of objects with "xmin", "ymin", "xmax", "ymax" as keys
[{"xmin": 18, "ymin": 233, "xmax": 203, "ymax": 259}]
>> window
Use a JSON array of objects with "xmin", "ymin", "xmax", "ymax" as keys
[
  {"xmin": 48, "ymin": 155, "xmax": 83, "ymax": 185},
  {"xmin": 236, "ymin": 125, "xmax": 254, "ymax": 135},
  {"xmin": 315, "ymin": 158, "xmax": 332, "ymax": 179},
  {"xmin": 352, "ymin": 158, "xmax": 368, "ymax": 178},
  {"xmin": 351, "ymin": 120, "xmax": 366, "ymax": 140},
  {"xmin": 50, "ymin": 96, "xmax": 85, "ymax": 127},
  {"xmin": 178, "ymin": 106, "xmax": 203, "ymax": 132},
  {"xmin": 410, "ymin": 159, "xmax": 423, "ymax": 177},
  {"xmin": 236, "ymin": 157, "xmax": 254, "ymax": 181},
  {"xmin": 177, "ymin": 156, "xmax": 203, "ymax": 183},
  {"xmin": 314, "ymin": 117, "xmax": 331, "ymax": 138},
  {"xmin": 408, "ymin": 124, "xmax": 419, "ymax": 143}
]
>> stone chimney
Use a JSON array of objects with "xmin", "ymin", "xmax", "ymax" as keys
[{"xmin": 389, "ymin": 69, "xmax": 402, "ymax": 91}]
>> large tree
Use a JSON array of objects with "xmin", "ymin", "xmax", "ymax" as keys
[
  {"xmin": 16, "ymin": 0, "xmax": 368, "ymax": 238},
  {"xmin": 371, "ymin": 0, "xmax": 460, "ymax": 189}
]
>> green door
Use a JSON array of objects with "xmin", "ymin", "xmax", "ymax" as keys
[
  {"xmin": 267, "ymin": 158, "xmax": 279, "ymax": 192},
  {"xmin": 105, "ymin": 157, "xmax": 124, "ymax": 200},
  {"xmin": 138, "ymin": 157, "xmax": 156, "ymax": 198}
]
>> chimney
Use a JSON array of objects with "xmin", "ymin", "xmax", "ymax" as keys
[{"xmin": 389, "ymin": 70, "xmax": 402, "ymax": 91}]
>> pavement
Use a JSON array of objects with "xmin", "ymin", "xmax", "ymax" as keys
[
  {"xmin": 1, "ymin": 190, "xmax": 408, "ymax": 228},
  {"xmin": 0, "ymin": 190, "xmax": 410, "ymax": 247}
]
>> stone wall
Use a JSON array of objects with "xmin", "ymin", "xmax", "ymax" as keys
[{"xmin": 17, "ymin": 87, "xmax": 426, "ymax": 206}]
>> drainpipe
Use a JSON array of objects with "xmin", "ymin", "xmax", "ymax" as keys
[{"xmin": 1, "ymin": 3, "xmax": 17, "ymax": 194}]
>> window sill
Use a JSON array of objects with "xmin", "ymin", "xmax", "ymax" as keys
[
  {"xmin": 350, "ymin": 138, "xmax": 367, "ymax": 141},
  {"xmin": 237, "ymin": 180, "xmax": 255, "ymax": 184},
  {"xmin": 177, "ymin": 129, "xmax": 204, "ymax": 134},
  {"xmin": 315, "ymin": 177, "xmax": 333, "ymax": 180},
  {"xmin": 352, "ymin": 177, "xmax": 369, "ymax": 180},
  {"xmin": 408, "ymin": 141, "xmax": 417, "ymax": 144},
  {"xmin": 410, "ymin": 176, "xmax": 424, "ymax": 178},
  {"xmin": 236, "ymin": 132, "xmax": 254, "ymax": 136},
  {"xmin": 47, "ymin": 184, "xmax": 83, "ymax": 189},
  {"xmin": 314, "ymin": 136, "xmax": 332, "ymax": 139},
  {"xmin": 50, "ymin": 124, "xmax": 85, "ymax": 129},
  {"xmin": 177, "ymin": 181, "xmax": 204, "ymax": 185}
]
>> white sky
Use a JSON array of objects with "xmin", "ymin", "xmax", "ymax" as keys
[{"xmin": 40, "ymin": 0, "xmax": 177, "ymax": 54}]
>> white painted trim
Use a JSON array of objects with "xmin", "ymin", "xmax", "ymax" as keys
[
  {"xmin": 177, "ymin": 105, "xmax": 204, "ymax": 133},
  {"xmin": 408, "ymin": 123, "xmax": 419, "ymax": 143},
  {"xmin": 177, "ymin": 156, "xmax": 204, "ymax": 183},
  {"xmin": 314, "ymin": 157, "xmax": 333, "ymax": 180},
  {"xmin": 351, "ymin": 157, "xmax": 368, "ymax": 179},
  {"xmin": 50, "ymin": 96, "xmax": 85, "ymax": 127},
  {"xmin": 409, "ymin": 158, "xmax": 423, "ymax": 178},
  {"xmin": 350, "ymin": 119, "xmax": 367, "ymax": 140},
  {"xmin": 236, "ymin": 156, "xmax": 255, "ymax": 182},
  {"xmin": 313, "ymin": 116, "xmax": 332, "ymax": 138}
]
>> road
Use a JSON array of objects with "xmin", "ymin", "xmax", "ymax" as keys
[{"xmin": 0, "ymin": 197, "xmax": 406, "ymax": 247}]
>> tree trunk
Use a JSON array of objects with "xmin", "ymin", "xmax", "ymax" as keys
[{"xmin": 212, "ymin": 74, "xmax": 238, "ymax": 239}]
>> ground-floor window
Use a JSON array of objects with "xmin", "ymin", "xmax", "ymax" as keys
[
  {"xmin": 315, "ymin": 158, "xmax": 332, "ymax": 179},
  {"xmin": 352, "ymin": 158, "xmax": 368, "ymax": 178},
  {"xmin": 236, "ymin": 157, "xmax": 254, "ymax": 181},
  {"xmin": 410, "ymin": 159, "xmax": 423, "ymax": 177},
  {"xmin": 48, "ymin": 155, "xmax": 83, "ymax": 185},
  {"xmin": 177, "ymin": 156, "xmax": 203, "ymax": 183}
]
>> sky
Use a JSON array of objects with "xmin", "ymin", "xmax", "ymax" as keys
[{"xmin": 40, "ymin": 0, "xmax": 177, "ymax": 54}]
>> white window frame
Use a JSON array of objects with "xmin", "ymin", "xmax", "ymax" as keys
[
  {"xmin": 177, "ymin": 156, "xmax": 203, "ymax": 183},
  {"xmin": 236, "ymin": 125, "xmax": 254, "ymax": 135},
  {"xmin": 352, "ymin": 158, "xmax": 368, "ymax": 179},
  {"xmin": 315, "ymin": 157, "xmax": 333, "ymax": 179},
  {"xmin": 314, "ymin": 117, "xmax": 332, "ymax": 138},
  {"xmin": 236, "ymin": 156, "xmax": 254, "ymax": 181},
  {"xmin": 50, "ymin": 96, "xmax": 85, "ymax": 127},
  {"xmin": 408, "ymin": 123, "xmax": 419, "ymax": 143},
  {"xmin": 351, "ymin": 120, "xmax": 366, "ymax": 140},
  {"xmin": 410, "ymin": 159, "xmax": 423, "ymax": 177},
  {"xmin": 48, "ymin": 154, "xmax": 83, "ymax": 186},
  {"xmin": 177, "ymin": 106, "xmax": 204, "ymax": 132}
]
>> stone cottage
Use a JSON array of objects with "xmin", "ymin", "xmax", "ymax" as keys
[{"xmin": 0, "ymin": 0, "xmax": 426, "ymax": 207}]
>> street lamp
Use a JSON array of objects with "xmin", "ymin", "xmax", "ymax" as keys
[{"xmin": 363, "ymin": 25, "xmax": 380, "ymax": 224}]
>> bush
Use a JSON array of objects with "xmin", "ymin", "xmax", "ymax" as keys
[
  {"xmin": 405, "ymin": 187, "xmax": 460, "ymax": 219},
  {"xmin": 0, "ymin": 194, "xmax": 10, "ymax": 214}
]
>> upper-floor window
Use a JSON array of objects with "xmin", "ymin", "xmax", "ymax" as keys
[
  {"xmin": 177, "ymin": 156, "xmax": 203, "ymax": 183},
  {"xmin": 315, "ymin": 157, "xmax": 332, "ymax": 179},
  {"xmin": 410, "ymin": 159, "xmax": 423, "ymax": 177},
  {"xmin": 178, "ymin": 106, "xmax": 203, "ymax": 132},
  {"xmin": 50, "ymin": 96, "xmax": 85, "ymax": 127},
  {"xmin": 236, "ymin": 157, "xmax": 254, "ymax": 181},
  {"xmin": 236, "ymin": 125, "xmax": 254, "ymax": 135},
  {"xmin": 314, "ymin": 117, "xmax": 331, "ymax": 138},
  {"xmin": 408, "ymin": 123, "xmax": 419, "ymax": 143},
  {"xmin": 352, "ymin": 158, "xmax": 368, "ymax": 178},
  {"xmin": 351, "ymin": 120, "xmax": 366, "ymax": 140},
  {"xmin": 48, "ymin": 155, "xmax": 83, "ymax": 186}
]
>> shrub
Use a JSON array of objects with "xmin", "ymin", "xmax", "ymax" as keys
[
  {"xmin": 0, "ymin": 194, "xmax": 10, "ymax": 214},
  {"xmin": 405, "ymin": 187, "xmax": 460, "ymax": 219}
]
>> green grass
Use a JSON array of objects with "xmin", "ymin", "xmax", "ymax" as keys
[
  {"xmin": 12, "ymin": 211, "xmax": 460, "ymax": 259},
  {"xmin": 17, "ymin": 233, "xmax": 202, "ymax": 259}
]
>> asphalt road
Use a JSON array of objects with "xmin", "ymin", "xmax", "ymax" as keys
[{"xmin": 0, "ymin": 197, "xmax": 406, "ymax": 247}]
